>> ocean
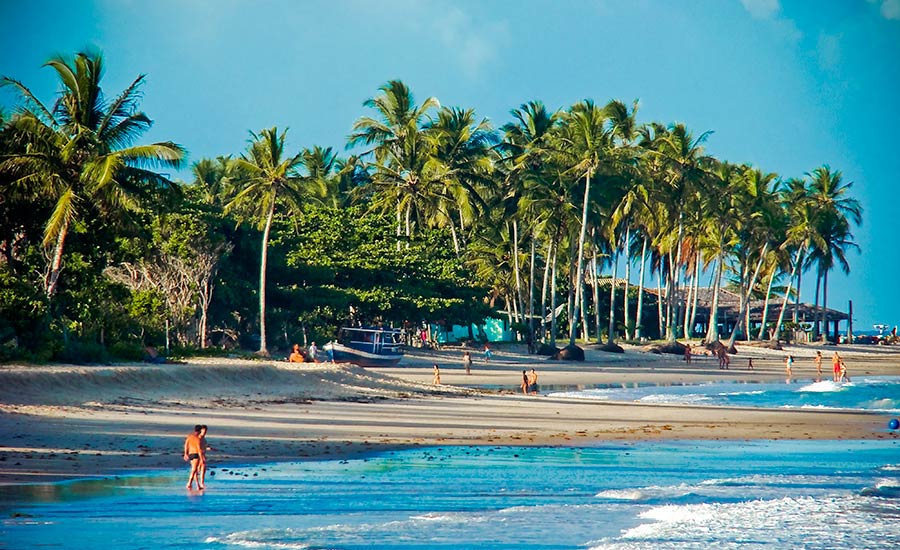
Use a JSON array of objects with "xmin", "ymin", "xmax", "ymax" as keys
[
  {"xmin": 2, "ymin": 439, "xmax": 899, "ymax": 549},
  {"xmin": 547, "ymin": 375, "xmax": 900, "ymax": 414}
]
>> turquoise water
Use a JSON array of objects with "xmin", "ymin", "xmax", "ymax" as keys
[
  {"xmin": 2, "ymin": 441, "xmax": 899, "ymax": 549},
  {"xmin": 548, "ymin": 375, "xmax": 900, "ymax": 413}
]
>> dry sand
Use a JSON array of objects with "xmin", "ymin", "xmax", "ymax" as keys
[{"xmin": 1, "ymin": 342, "xmax": 898, "ymax": 484}]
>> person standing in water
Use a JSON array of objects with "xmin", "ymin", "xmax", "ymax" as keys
[
  {"xmin": 814, "ymin": 351, "xmax": 823, "ymax": 380},
  {"xmin": 832, "ymin": 351, "xmax": 842, "ymax": 382},
  {"xmin": 183, "ymin": 425, "xmax": 204, "ymax": 490},
  {"xmin": 198, "ymin": 425, "xmax": 217, "ymax": 489}
]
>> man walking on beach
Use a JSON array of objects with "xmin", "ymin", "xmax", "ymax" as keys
[
  {"xmin": 308, "ymin": 341, "xmax": 320, "ymax": 363},
  {"xmin": 183, "ymin": 425, "xmax": 204, "ymax": 490},
  {"xmin": 198, "ymin": 425, "xmax": 216, "ymax": 489}
]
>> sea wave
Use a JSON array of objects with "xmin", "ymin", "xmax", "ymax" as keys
[
  {"xmin": 797, "ymin": 380, "xmax": 846, "ymax": 393},
  {"xmin": 587, "ymin": 495, "xmax": 900, "ymax": 549},
  {"xmin": 636, "ymin": 394, "xmax": 712, "ymax": 405}
]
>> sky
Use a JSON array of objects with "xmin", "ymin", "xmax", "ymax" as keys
[{"xmin": 2, "ymin": 0, "xmax": 899, "ymax": 331}]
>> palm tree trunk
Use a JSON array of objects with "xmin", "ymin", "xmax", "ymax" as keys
[
  {"xmin": 529, "ymin": 234, "xmax": 536, "ymax": 352},
  {"xmin": 757, "ymin": 266, "xmax": 777, "ymax": 340},
  {"xmin": 396, "ymin": 201, "xmax": 402, "ymax": 251},
  {"xmin": 623, "ymin": 227, "xmax": 631, "ymax": 340},
  {"xmin": 793, "ymin": 251, "xmax": 804, "ymax": 324},
  {"xmin": 607, "ymin": 248, "xmax": 618, "ymax": 345},
  {"xmin": 657, "ymin": 264, "xmax": 665, "ymax": 339},
  {"xmin": 258, "ymin": 200, "xmax": 276, "ymax": 355},
  {"xmin": 635, "ymin": 236, "xmax": 648, "ymax": 340},
  {"xmin": 665, "ymin": 252, "xmax": 676, "ymax": 341},
  {"xmin": 813, "ymin": 270, "xmax": 822, "ymax": 340},
  {"xmin": 822, "ymin": 268, "xmax": 829, "ymax": 343},
  {"xmin": 726, "ymin": 242, "xmax": 769, "ymax": 349},
  {"xmin": 449, "ymin": 220, "xmax": 460, "ymax": 256},
  {"xmin": 688, "ymin": 253, "xmax": 701, "ymax": 337},
  {"xmin": 45, "ymin": 219, "xmax": 70, "ymax": 299},
  {"xmin": 772, "ymin": 247, "xmax": 803, "ymax": 342},
  {"xmin": 540, "ymin": 238, "xmax": 552, "ymax": 343},
  {"xmin": 570, "ymin": 171, "xmax": 592, "ymax": 345},
  {"xmin": 592, "ymin": 252, "xmax": 601, "ymax": 342},
  {"xmin": 705, "ymin": 254, "xmax": 724, "ymax": 343},
  {"xmin": 550, "ymin": 243, "xmax": 558, "ymax": 347},
  {"xmin": 682, "ymin": 264, "xmax": 694, "ymax": 339},
  {"xmin": 512, "ymin": 220, "xmax": 524, "ymax": 326}
]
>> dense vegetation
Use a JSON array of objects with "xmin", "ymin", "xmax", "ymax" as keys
[{"xmin": 0, "ymin": 51, "xmax": 861, "ymax": 362}]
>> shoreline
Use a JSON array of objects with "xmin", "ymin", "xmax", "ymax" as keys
[{"xmin": 1, "ymin": 343, "xmax": 898, "ymax": 485}]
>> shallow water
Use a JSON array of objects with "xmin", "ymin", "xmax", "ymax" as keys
[
  {"xmin": 2, "ymin": 441, "xmax": 899, "ymax": 549},
  {"xmin": 548, "ymin": 375, "xmax": 900, "ymax": 413}
]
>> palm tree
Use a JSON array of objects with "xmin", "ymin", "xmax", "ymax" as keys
[
  {"xmin": 644, "ymin": 123, "xmax": 714, "ymax": 341},
  {"xmin": 0, "ymin": 51, "xmax": 186, "ymax": 298},
  {"xmin": 224, "ymin": 127, "xmax": 322, "ymax": 355},
  {"xmin": 807, "ymin": 165, "xmax": 862, "ymax": 341},
  {"xmin": 770, "ymin": 178, "xmax": 822, "ymax": 342},
  {"xmin": 347, "ymin": 80, "xmax": 440, "ymax": 242},
  {"xmin": 554, "ymin": 100, "xmax": 616, "ymax": 346}
]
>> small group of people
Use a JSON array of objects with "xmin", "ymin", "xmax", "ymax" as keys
[
  {"xmin": 521, "ymin": 368, "xmax": 539, "ymax": 395},
  {"xmin": 183, "ymin": 424, "xmax": 216, "ymax": 490},
  {"xmin": 289, "ymin": 342, "xmax": 325, "ymax": 363},
  {"xmin": 787, "ymin": 350, "xmax": 849, "ymax": 383}
]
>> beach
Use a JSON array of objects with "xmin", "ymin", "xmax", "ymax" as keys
[{"xmin": 1, "ymin": 343, "xmax": 898, "ymax": 485}]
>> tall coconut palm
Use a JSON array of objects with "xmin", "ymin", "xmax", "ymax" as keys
[
  {"xmin": 806, "ymin": 166, "xmax": 862, "ymax": 341},
  {"xmin": 224, "ymin": 127, "xmax": 322, "ymax": 356},
  {"xmin": 0, "ymin": 51, "xmax": 186, "ymax": 299},
  {"xmin": 724, "ymin": 167, "xmax": 780, "ymax": 349},
  {"xmin": 645, "ymin": 123, "xmax": 714, "ymax": 341},
  {"xmin": 554, "ymin": 100, "xmax": 619, "ymax": 346},
  {"xmin": 770, "ymin": 178, "xmax": 822, "ymax": 342},
  {"xmin": 347, "ymin": 80, "xmax": 440, "ymax": 242}
]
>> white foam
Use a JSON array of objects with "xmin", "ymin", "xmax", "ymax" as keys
[
  {"xmin": 588, "ymin": 494, "xmax": 900, "ymax": 550},
  {"xmin": 595, "ymin": 489, "xmax": 646, "ymax": 500},
  {"xmin": 797, "ymin": 380, "xmax": 844, "ymax": 393},
  {"xmin": 637, "ymin": 394, "xmax": 712, "ymax": 405}
]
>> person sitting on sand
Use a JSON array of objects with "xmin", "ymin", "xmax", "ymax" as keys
[
  {"xmin": 198, "ymin": 424, "xmax": 217, "ymax": 489},
  {"xmin": 432, "ymin": 364, "xmax": 441, "ymax": 385},
  {"xmin": 527, "ymin": 368, "xmax": 539, "ymax": 395},
  {"xmin": 183, "ymin": 425, "xmax": 204, "ymax": 490},
  {"xmin": 289, "ymin": 344, "xmax": 304, "ymax": 363},
  {"xmin": 144, "ymin": 345, "xmax": 167, "ymax": 364},
  {"xmin": 684, "ymin": 344, "xmax": 692, "ymax": 364}
]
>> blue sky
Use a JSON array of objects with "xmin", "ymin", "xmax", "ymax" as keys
[{"xmin": 2, "ymin": 0, "xmax": 899, "ymax": 331}]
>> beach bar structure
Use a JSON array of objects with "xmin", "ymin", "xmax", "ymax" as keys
[{"xmin": 643, "ymin": 286, "xmax": 850, "ymax": 342}]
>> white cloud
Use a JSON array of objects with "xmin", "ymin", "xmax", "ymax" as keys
[
  {"xmin": 880, "ymin": 0, "xmax": 900, "ymax": 20},
  {"xmin": 739, "ymin": 0, "xmax": 781, "ymax": 19},
  {"xmin": 434, "ymin": 7, "xmax": 509, "ymax": 79}
]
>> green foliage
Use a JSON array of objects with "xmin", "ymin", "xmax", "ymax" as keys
[{"xmin": 285, "ymin": 205, "xmax": 493, "ymax": 330}]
